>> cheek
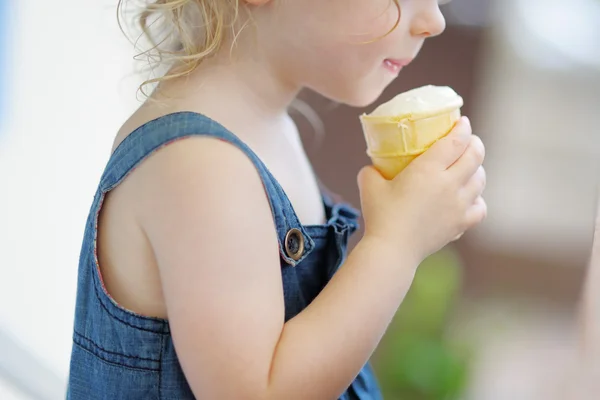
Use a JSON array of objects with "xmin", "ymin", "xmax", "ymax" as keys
[
  {"xmin": 333, "ymin": 0, "xmax": 401, "ymax": 43},
  {"xmin": 302, "ymin": 43, "xmax": 393, "ymax": 106},
  {"xmin": 293, "ymin": 0, "xmax": 400, "ymax": 44},
  {"xmin": 305, "ymin": 3, "xmax": 401, "ymax": 72}
]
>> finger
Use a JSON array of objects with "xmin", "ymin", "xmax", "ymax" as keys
[
  {"xmin": 417, "ymin": 116, "xmax": 472, "ymax": 170},
  {"xmin": 449, "ymin": 135, "xmax": 485, "ymax": 182},
  {"xmin": 465, "ymin": 196, "xmax": 487, "ymax": 228},
  {"xmin": 462, "ymin": 166, "xmax": 486, "ymax": 202},
  {"xmin": 357, "ymin": 165, "xmax": 387, "ymax": 194}
]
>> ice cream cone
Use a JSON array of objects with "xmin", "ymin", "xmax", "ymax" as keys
[{"xmin": 361, "ymin": 85, "xmax": 464, "ymax": 179}]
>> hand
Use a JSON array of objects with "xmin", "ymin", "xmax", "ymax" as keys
[{"xmin": 357, "ymin": 117, "xmax": 486, "ymax": 263}]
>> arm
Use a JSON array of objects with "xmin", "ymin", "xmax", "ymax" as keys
[{"xmin": 136, "ymin": 137, "xmax": 420, "ymax": 400}]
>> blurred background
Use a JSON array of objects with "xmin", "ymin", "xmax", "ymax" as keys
[{"xmin": 1, "ymin": 0, "xmax": 599, "ymax": 399}]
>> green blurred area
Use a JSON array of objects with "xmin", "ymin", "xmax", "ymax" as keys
[{"xmin": 372, "ymin": 248, "xmax": 473, "ymax": 400}]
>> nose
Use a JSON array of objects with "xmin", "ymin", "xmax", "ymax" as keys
[{"xmin": 410, "ymin": 7, "xmax": 446, "ymax": 38}]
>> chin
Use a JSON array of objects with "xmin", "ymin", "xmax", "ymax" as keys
[
  {"xmin": 309, "ymin": 74, "xmax": 393, "ymax": 109},
  {"xmin": 321, "ymin": 78, "xmax": 392, "ymax": 109},
  {"xmin": 342, "ymin": 95, "xmax": 381, "ymax": 109},
  {"xmin": 339, "ymin": 86, "xmax": 388, "ymax": 109}
]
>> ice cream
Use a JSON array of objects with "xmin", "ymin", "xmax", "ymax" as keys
[{"xmin": 360, "ymin": 85, "xmax": 464, "ymax": 179}]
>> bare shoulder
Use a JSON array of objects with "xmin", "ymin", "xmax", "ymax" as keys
[
  {"xmin": 131, "ymin": 134, "xmax": 284, "ymax": 307},
  {"xmin": 133, "ymin": 135, "xmax": 276, "ymax": 233}
]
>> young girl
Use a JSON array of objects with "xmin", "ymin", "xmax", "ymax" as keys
[{"xmin": 67, "ymin": 0, "xmax": 486, "ymax": 398}]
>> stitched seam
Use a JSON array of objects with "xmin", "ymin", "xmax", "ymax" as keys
[
  {"xmin": 72, "ymin": 340, "xmax": 159, "ymax": 372},
  {"xmin": 73, "ymin": 331, "xmax": 159, "ymax": 362}
]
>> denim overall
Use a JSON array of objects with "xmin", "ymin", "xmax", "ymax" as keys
[{"xmin": 67, "ymin": 112, "xmax": 382, "ymax": 399}]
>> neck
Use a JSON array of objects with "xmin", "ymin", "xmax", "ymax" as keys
[{"xmin": 152, "ymin": 47, "xmax": 300, "ymax": 127}]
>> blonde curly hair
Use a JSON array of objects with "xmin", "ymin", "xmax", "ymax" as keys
[{"xmin": 117, "ymin": 0, "xmax": 400, "ymax": 99}]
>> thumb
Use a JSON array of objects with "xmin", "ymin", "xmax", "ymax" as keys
[{"xmin": 418, "ymin": 116, "xmax": 471, "ymax": 169}]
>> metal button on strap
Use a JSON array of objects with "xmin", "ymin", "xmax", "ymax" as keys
[{"xmin": 284, "ymin": 228, "xmax": 304, "ymax": 261}]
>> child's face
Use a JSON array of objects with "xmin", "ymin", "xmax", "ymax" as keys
[{"xmin": 254, "ymin": 0, "xmax": 447, "ymax": 107}]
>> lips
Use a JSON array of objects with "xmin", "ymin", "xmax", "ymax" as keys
[{"xmin": 383, "ymin": 58, "xmax": 413, "ymax": 74}]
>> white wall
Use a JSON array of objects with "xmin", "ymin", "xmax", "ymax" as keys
[
  {"xmin": 0, "ymin": 378, "xmax": 26, "ymax": 400},
  {"xmin": 0, "ymin": 0, "xmax": 139, "ymax": 394}
]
